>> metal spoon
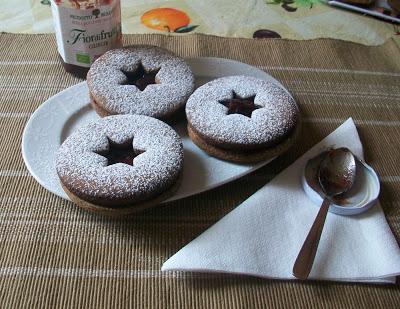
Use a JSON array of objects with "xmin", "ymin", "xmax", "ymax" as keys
[{"xmin": 293, "ymin": 147, "xmax": 356, "ymax": 280}]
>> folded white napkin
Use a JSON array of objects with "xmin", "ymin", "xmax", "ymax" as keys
[{"xmin": 162, "ymin": 118, "xmax": 400, "ymax": 283}]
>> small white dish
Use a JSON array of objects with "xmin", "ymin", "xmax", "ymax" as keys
[
  {"xmin": 302, "ymin": 150, "xmax": 380, "ymax": 216},
  {"xmin": 22, "ymin": 57, "xmax": 291, "ymax": 203}
]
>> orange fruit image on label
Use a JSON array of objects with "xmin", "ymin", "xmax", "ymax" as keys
[{"xmin": 141, "ymin": 8, "xmax": 197, "ymax": 33}]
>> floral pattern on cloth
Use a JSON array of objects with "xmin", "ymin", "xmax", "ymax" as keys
[
  {"xmin": 141, "ymin": 8, "xmax": 198, "ymax": 33},
  {"xmin": 0, "ymin": 0, "xmax": 399, "ymax": 46},
  {"xmin": 266, "ymin": 0, "xmax": 321, "ymax": 12}
]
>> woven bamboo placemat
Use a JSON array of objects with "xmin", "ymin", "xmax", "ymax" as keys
[{"xmin": 0, "ymin": 33, "xmax": 399, "ymax": 308}]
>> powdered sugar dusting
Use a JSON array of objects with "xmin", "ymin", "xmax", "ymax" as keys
[
  {"xmin": 56, "ymin": 115, "xmax": 184, "ymax": 205},
  {"xmin": 186, "ymin": 76, "xmax": 299, "ymax": 149},
  {"xmin": 87, "ymin": 45, "xmax": 195, "ymax": 119}
]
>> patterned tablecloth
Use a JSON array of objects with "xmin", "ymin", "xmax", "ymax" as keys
[
  {"xmin": 1, "ymin": 0, "xmax": 400, "ymax": 46},
  {"xmin": 0, "ymin": 32, "xmax": 399, "ymax": 308}
]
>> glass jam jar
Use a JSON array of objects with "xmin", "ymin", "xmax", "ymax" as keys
[{"xmin": 50, "ymin": 0, "xmax": 122, "ymax": 78}]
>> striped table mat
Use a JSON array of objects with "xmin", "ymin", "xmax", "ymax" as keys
[{"xmin": 0, "ymin": 33, "xmax": 399, "ymax": 308}]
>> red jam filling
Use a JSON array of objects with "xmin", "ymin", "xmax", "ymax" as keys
[
  {"xmin": 219, "ymin": 91, "xmax": 260, "ymax": 118},
  {"xmin": 97, "ymin": 140, "xmax": 143, "ymax": 166},
  {"xmin": 121, "ymin": 62, "xmax": 160, "ymax": 91}
]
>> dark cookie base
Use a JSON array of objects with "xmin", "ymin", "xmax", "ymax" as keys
[
  {"xmin": 61, "ymin": 172, "xmax": 182, "ymax": 217},
  {"xmin": 187, "ymin": 119, "xmax": 298, "ymax": 151},
  {"xmin": 187, "ymin": 122, "xmax": 300, "ymax": 163},
  {"xmin": 89, "ymin": 94, "xmax": 185, "ymax": 124},
  {"xmin": 90, "ymin": 95, "xmax": 115, "ymax": 117}
]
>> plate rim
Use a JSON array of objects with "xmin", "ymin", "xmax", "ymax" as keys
[{"xmin": 21, "ymin": 82, "xmax": 90, "ymax": 199}]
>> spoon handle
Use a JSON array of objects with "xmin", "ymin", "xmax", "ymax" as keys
[{"xmin": 292, "ymin": 198, "xmax": 330, "ymax": 280}]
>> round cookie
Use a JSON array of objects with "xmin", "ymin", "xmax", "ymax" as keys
[
  {"xmin": 185, "ymin": 75, "xmax": 300, "ymax": 163},
  {"xmin": 56, "ymin": 115, "xmax": 184, "ymax": 216},
  {"xmin": 87, "ymin": 45, "xmax": 195, "ymax": 120}
]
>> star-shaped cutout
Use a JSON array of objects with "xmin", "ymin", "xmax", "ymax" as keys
[
  {"xmin": 121, "ymin": 62, "xmax": 160, "ymax": 91},
  {"xmin": 218, "ymin": 91, "xmax": 260, "ymax": 118},
  {"xmin": 96, "ymin": 139, "xmax": 144, "ymax": 166}
]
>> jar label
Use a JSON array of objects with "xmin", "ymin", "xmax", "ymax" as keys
[{"xmin": 51, "ymin": 0, "xmax": 122, "ymax": 68}]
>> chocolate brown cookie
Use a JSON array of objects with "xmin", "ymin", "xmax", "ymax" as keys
[
  {"xmin": 185, "ymin": 76, "xmax": 300, "ymax": 163},
  {"xmin": 56, "ymin": 115, "xmax": 184, "ymax": 216},
  {"xmin": 87, "ymin": 45, "xmax": 195, "ymax": 120}
]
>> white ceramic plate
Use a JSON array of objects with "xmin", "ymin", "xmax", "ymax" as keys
[{"xmin": 22, "ymin": 57, "xmax": 290, "ymax": 203}]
